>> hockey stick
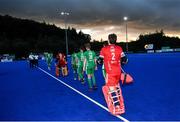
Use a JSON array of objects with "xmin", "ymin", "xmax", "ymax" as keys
[{"xmin": 120, "ymin": 67, "xmax": 133, "ymax": 84}]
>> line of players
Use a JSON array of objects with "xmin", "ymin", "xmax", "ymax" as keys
[
  {"xmin": 44, "ymin": 52, "xmax": 68, "ymax": 77},
  {"xmin": 71, "ymin": 43, "xmax": 97, "ymax": 91},
  {"xmin": 72, "ymin": 34, "xmax": 129, "ymax": 115},
  {"xmin": 44, "ymin": 45, "xmax": 99, "ymax": 92},
  {"xmin": 28, "ymin": 53, "xmax": 39, "ymax": 68},
  {"xmin": 44, "ymin": 43, "xmax": 98, "ymax": 91},
  {"xmin": 44, "ymin": 33, "xmax": 130, "ymax": 115}
]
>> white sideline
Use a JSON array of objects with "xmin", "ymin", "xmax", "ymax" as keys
[{"xmin": 38, "ymin": 67, "xmax": 129, "ymax": 122}]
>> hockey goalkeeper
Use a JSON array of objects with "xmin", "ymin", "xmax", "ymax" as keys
[{"xmin": 99, "ymin": 33, "xmax": 128, "ymax": 115}]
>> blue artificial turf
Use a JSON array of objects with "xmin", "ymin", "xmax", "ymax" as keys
[{"xmin": 0, "ymin": 52, "xmax": 180, "ymax": 121}]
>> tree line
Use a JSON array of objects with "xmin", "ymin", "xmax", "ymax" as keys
[
  {"xmin": 0, "ymin": 15, "xmax": 180, "ymax": 59},
  {"xmin": 0, "ymin": 15, "xmax": 90, "ymax": 59}
]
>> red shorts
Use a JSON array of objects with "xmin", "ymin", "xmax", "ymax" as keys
[{"xmin": 105, "ymin": 74, "xmax": 120, "ymax": 86}]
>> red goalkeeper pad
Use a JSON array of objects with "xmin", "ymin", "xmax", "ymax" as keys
[
  {"xmin": 102, "ymin": 85, "xmax": 125, "ymax": 115},
  {"xmin": 62, "ymin": 66, "xmax": 68, "ymax": 76},
  {"xmin": 55, "ymin": 66, "xmax": 60, "ymax": 77},
  {"xmin": 121, "ymin": 73, "xmax": 133, "ymax": 84}
]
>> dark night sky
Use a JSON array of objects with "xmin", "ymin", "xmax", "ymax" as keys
[{"xmin": 0, "ymin": 0, "xmax": 180, "ymax": 41}]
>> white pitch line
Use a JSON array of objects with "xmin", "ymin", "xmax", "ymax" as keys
[{"xmin": 38, "ymin": 67, "xmax": 129, "ymax": 122}]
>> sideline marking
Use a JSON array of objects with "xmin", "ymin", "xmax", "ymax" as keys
[{"xmin": 38, "ymin": 67, "xmax": 129, "ymax": 122}]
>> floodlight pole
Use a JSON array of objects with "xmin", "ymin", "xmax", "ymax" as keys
[
  {"xmin": 61, "ymin": 12, "xmax": 69, "ymax": 56},
  {"xmin": 124, "ymin": 16, "xmax": 128, "ymax": 53}
]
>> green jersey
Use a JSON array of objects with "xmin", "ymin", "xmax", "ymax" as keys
[
  {"xmin": 77, "ymin": 51, "xmax": 84, "ymax": 67},
  {"xmin": 44, "ymin": 53, "xmax": 53, "ymax": 63},
  {"xmin": 71, "ymin": 53, "xmax": 77, "ymax": 65},
  {"xmin": 84, "ymin": 50, "xmax": 96, "ymax": 69}
]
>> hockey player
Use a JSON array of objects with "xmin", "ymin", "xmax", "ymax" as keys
[
  {"xmin": 71, "ymin": 49, "xmax": 78, "ymax": 80},
  {"xmin": 34, "ymin": 53, "xmax": 39, "ymax": 67},
  {"xmin": 76, "ymin": 45, "xmax": 85, "ymax": 84},
  {"xmin": 99, "ymin": 33, "xmax": 127, "ymax": 115},
  {"xmin": 44, "ymin": 52, "xmax": 53, "ymax": 70},
  {"xmin": 55, "ymin": 53, "xmax": 61, "ymax": 77},
  {"xmin": 55, "ymin": 52, "xmax": 68, "ymax": 77},
  {"xmin": 28, "ymin": 52, "xmax": 34, "ymax": 68},
  {"xmin": 83, "ymin": 43, "xmax": 97, "ymax": 91}
]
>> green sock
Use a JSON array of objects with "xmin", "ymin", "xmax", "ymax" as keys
[
  {"xmin": 74, "ymin": 72, "xmax": 76, "ymax": 79},
  {"xmin": 88, "ymin": 78, "xmax": 92, "ymax": 88},
  {"xmin": 92, "ymin": 74, "xmax": 96, "ymax": 86},
  {"xmin": 79, "ymin": 73, "xmax": 83, "ymax": 80}
]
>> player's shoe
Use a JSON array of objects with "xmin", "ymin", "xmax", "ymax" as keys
[
  {"xmin": 81, "ymin": 78, "xmax": 85, "ymax": 84},
  {"xmin": 93, "ymin": 85, "xmax": 98, "ymax": 90},
  {"xmin": 89, "ymin": 88, "xmax": 93, "ymax": 92},
  {"xmin": 48, "ymin": 67, "xmax": 51, "ymax": 70}
]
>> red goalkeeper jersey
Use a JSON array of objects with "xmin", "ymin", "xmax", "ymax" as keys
[
  {"xmin": 56, "ymin": 53, "xmax": 66, "ymax": 67},
  {"xmin": 100, "ymin": 44, "xmax": 123, "ymax": 75}
]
